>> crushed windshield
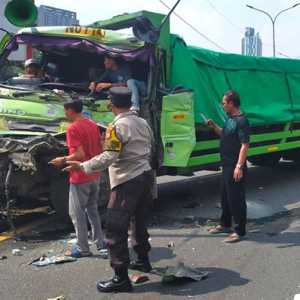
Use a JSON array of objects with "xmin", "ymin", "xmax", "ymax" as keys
[{"xmin": 0, "ymin": 34, "xmax": 153, "ymax": 100}]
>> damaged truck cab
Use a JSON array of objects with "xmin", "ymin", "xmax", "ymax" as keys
[{"xmin": 0, "ymin": 11, "xmax": 172, "ymax": 218}]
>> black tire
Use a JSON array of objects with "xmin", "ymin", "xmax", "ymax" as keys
[
  {"xmin": 49, "ymin": 170, "xmax": 110, "ymax": 223},
  {"xmin": 248, "ymin": 153, "xmax": 281, "ymax": 167},
  {"xmin": 49, "ymin": 174, "xmax": 70, "ymax": 221}
]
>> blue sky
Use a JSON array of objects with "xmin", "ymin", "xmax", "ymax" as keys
[{"xmin": 35, "ymin": 0, "xmax": 300, "ymax": 58}]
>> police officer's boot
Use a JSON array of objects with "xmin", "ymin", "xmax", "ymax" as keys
[
  {"xmin": 129, "ymin": 255, "xmax": 152, "ymax": 273},
  {"xmin": 96, "ymin": 268, "xmax": 132, "ymax": 293}
]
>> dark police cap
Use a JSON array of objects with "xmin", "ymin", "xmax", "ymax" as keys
[{"xmin": 109, "ymin": 87, "xmax": 132, "ymax": 108}]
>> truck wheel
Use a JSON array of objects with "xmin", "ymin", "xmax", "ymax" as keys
[
  {"xmin": 282, "ymin": 150, "xmax": 300, "ymax": 163},
  {"xmin": 248, "ymin": 154, "xmax": 281, "ymax": 167},
  {"xmin": 49, "ymin": 175, "xmax": 70, "ymax": 221}
]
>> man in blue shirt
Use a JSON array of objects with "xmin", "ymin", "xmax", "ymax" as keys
[
  {"xmin": 89, "ymin": 55, "xmax": 146, "ymax": 111},
  {"xmin": 207, "ymin": 90, "xmax": 250, "ymax": 243}
]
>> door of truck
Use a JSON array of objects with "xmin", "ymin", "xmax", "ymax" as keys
[{"xmin": 160, "ymin": 90, "xmax": 196, "ymax": 167}]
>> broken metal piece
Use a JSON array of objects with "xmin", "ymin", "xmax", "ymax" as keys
[
  {"xmin": 168, "ymin": 241, "xmax": 175, "ymax": 248},
  {"xmin": 12, "ymin": 248, "xmax": 22, "ymax": 256},
  {"xmin": 47, "ymin": 296, "xmax": 66, "ymax": 300}
]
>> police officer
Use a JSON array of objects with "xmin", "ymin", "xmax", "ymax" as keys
[
  {"xmin": 207, "ymin": 90, "xmax": 250, "ymax": 243},
  {"xmin": 64, "ymin": 86, "xmax": 154, "ymax": 293}
]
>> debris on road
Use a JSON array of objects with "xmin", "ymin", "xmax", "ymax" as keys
[
  {"xmin": 130, "ymin": 273, "xmax": 150, "ymax": 284},
  {"xmin": 47, "ymin": 295, "xmax": 66, "ymax": 300},
  {"xmin": 161, "ymin": 262, "xmax": 208, "ymax": 284},
  {"xmin": 12, "ymin": 249, "xmax": 22, "ymax": 256},
  {"xmin": 31, "ymin": 254, "xmax": 77, "ymax": 267},
  {"xmin": 28, "ymin": 254, "xmax": 47, "ymax": 265},
  {"xmin": 168, "ymin": 241, "xmax": 175, "ymax": 248}
]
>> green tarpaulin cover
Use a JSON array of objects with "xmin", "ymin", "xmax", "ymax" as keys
[{"xmin": 170, "ymin": 35, "xmax": 300, "ymax": 126}]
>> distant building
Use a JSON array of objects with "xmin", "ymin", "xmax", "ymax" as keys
[
  {"xmin": 241, "ymin": 27, "xmax": 262, "ymax": 56},
  {"xmin": 37, "ymin": 5, "xmax": 79, "ymax": 26}
]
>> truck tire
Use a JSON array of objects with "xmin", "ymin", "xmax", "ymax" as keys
[
  {"xmin": 49, "ymin": 171, "xmax": 110, "ymax": 223},
  {"xmin": 49, "ymin": 174, "xmax": 70, "ymax": 221},
  {"xmin": 248, "ymin": 154, "xmax": 281, "ymax": 167},
  {"xmin": 282, "ymin": 149, "xmax": 300, "ymax": 163}
]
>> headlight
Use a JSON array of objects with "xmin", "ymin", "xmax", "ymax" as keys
[
  {"xmin": 0, "ymin": 118, "xmax": 9, "ymax": 130},
  {"xmin": 58, "ymin": 121, "xmax": 69, "ymax": 133}
]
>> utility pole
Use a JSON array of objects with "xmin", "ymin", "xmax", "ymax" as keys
[{"xmin": 246, "ymin": 4, "xmax": 300, "ymax": 57}]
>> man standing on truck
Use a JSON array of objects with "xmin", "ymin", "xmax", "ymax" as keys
[
  {"xmin": 50, "ymin": 99, "xmax": 107, "ymax": 258},
  {"xmin": 89, "ymin": 55, "xmax": 146, "ymax": 111},
  {"xmin": 207, "ymin": 90, "xmax": 250, "ymax": 243},
  {"xmin": 64, "ymin": 87, "xmax": 154, "ymax": 293}
]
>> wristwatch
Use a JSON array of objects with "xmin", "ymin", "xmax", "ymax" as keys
[{"xmin": 236, "ymin": 163, "xmax": 243, "ymax": 169}]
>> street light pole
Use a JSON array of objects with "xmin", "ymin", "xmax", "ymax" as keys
[{"xmin": 246, "ymin": 4, "xmax": 300, "ymax": 57}]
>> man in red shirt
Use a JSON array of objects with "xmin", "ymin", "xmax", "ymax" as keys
[{"xmin": 50, "ymin": 100, "xmax": 107, "ymax": 257}]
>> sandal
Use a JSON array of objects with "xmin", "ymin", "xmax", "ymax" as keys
[
  {"xmin": 223, "ymin": 233, "xmax": 241, "ymax": 243},
  {"xmin": 65, "ymin": 246, "xmax": 92, "ymax": 258},
  {"xmin": 208, "ymin": 225, "xmax": 232, "ymax": 234}
]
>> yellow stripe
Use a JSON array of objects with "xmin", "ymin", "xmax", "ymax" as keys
[{"xmin": 0, "ymin": 235, "xmax": 10, "ymax": 242}]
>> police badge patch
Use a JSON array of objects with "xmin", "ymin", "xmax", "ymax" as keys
[{"xmin": 103, "ymin": 125, "xmax": 122, "ymax": 152}]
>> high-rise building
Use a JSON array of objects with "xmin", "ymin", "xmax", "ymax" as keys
[
  {"xmin": 37, "ymin": 5, "xmax": 79, "ymax": 26},
  {"xmin": 241, "ymin": 27, "xmax": 262, "ymax": 56}
]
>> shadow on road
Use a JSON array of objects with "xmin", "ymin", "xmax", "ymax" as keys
[
  {"xmin": 133, "ymin": 267, "xmax": 249, "ymax": 296},
  {"xmin": 150, "ymin": 246, "xmax": 176, "ymax": 263}
]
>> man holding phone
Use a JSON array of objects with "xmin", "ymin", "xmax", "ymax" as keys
[{"xmin": 205, "ymin": 90, "xmax": 250, "ymax": 243}]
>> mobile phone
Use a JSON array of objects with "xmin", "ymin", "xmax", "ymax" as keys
[{"xmin": 200, "ymin": 113, "xmax": 208, "ymax": 124}]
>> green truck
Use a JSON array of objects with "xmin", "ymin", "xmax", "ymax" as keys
[{"xmin": 1, "ymin": 4, "xmax": 300, "ymax": 219}]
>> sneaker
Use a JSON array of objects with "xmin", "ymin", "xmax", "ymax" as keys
[{"xmin": 96, "ymin": 275, "xmax": 133, "ymax": 293}]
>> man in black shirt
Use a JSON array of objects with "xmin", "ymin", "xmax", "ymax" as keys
[{"xmin": 207, "ymin": 90, "xmax": 250, "ymax": 243}]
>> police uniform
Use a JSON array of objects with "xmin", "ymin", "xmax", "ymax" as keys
[{"xmin": 81, "ymin": 87, "xmax": 154, "ymax": 292}]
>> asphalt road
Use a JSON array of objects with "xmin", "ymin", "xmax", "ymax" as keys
[{"xmin": 1, "ymin": 162, "xmax": 300, "ymax": 300}]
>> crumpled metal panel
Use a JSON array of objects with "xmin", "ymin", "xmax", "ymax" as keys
[{"xmin": 0, "ymin": 134, "xmax": 66, "ymax": 172}]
